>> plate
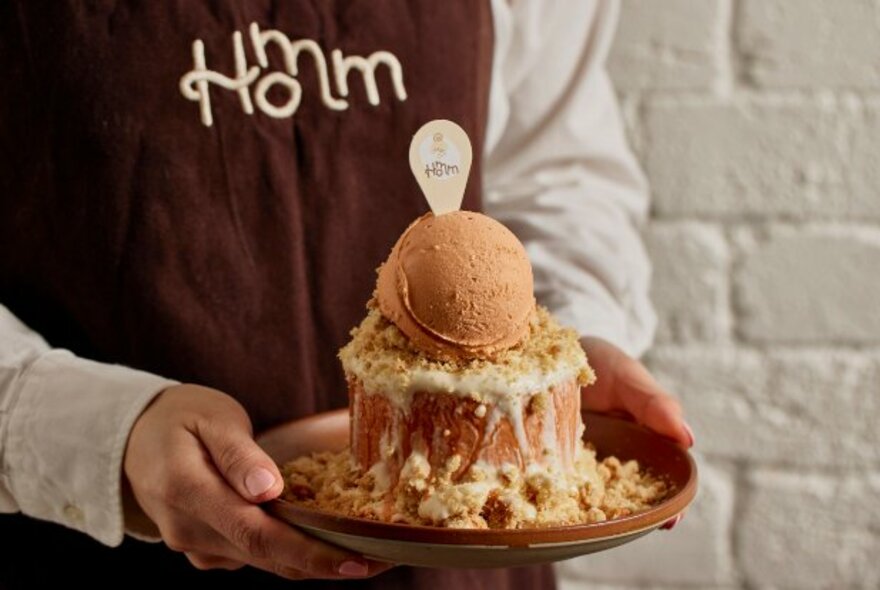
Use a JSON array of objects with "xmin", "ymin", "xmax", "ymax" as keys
[{"xmin": 262, "ymin": 409, "xmax": 697, "ymax": 568}]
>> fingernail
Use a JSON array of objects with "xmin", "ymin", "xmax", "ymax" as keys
[
  {"xmin": 245, "ymin": 467, "xmax": 276, "ymax": 497},
  {"xmin": 339, "ymin": 561, "xmax": 369, "ymax": 577},
  {"xmin": 661, "ymin": 514, "xmax": 682, "ymax": 530},
  {"xmin": 683, "ymin": 421, "xmax": 696, "ymax": 447}
]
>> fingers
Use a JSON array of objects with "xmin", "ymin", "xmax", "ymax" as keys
[
  {"xmin": 232, "ymin": 510, "xmax": 393, "ymax": 579},
  {"xmin": 162, "ymin": 474, "xmax": 390, "ymax": 579},
  {"xmin": 619, "ymin": 361, "xmax": 693, "ymax": 448},
  {"xmin": 628, "ymin": 372, "xmax": 688, "ymax": 444},
  {"xmin": 219, "ymin": 504, "xmax": 379, "ymax": 578},
  {"xmin": 195, "ymin": 404, "xmax": 285, "ymax": 503},
  {"xmin": 245, "ymin": 558, "xmax": 392, "ymax": 581},
  {"xmin": 130, "ymin": 385, "xmax": 393, "ymax": 580},
  {"xmin": 248, "ymin": 554, "xmax": 394, "ymax": 581},
  {"xmin": 187, "ymin": 467, "xmax": 385, "ymax": 579},
  {"xmin": 661, "ymin": 509, "xmax": 688, "ymax": 530},
  {"xmin": 581, "ymin": 337, "xmax": 694, "ymax": 448},
  {"xmin": 185, "ymin": 552, "xmax": 246, "ymax": 571},
  {"xmin": 184, "ymin": 546, "xmax": 392, "ymax": 580}
]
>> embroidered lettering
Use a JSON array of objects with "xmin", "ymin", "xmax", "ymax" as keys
[
  {"xmin": 330, "ymin": 49, "xmax": 407, "ymax": 106},
  {"xmin": 179, "ymin": 33, "xmax": 260, "ymax": 127},
  {"xmin": 179, "ymin": 23, "xmax": 408, "ymax": 127},
  {"xmin": 254, "ymin": 72, "xmax": 302, "ymax": 119},
  {"xmin": 249, "ymin": 23, "xmax": 347, "ymax": 112}
]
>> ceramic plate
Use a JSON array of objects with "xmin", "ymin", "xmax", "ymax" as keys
[{"xmin": 262, "ymin": 410, "xmax": 697, "ymax": 568}]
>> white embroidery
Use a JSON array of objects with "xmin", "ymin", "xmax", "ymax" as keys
[
  {"xmin": 249, "ymin": 23, "xmax": 347, "ymax": 112},
  {"xmin": 179, "ymin": 36, "xmax": 260, "ymax": 127},
  {"xmin": 254, "ymin": 71, "xmax": 302, "ymax": 119},
  {"xmin": 232, "ymin": 32, "xmax": 256, "ymax": 116},
  {"xmin": 180, "ymin": 22, "xmax": 408, "ymax": 127},
  {"xmin": 331, "ymin": 49, "xmax": 407, "ymax": 106}
]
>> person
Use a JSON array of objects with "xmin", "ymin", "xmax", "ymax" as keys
[{"xmin": 0, "ymin": 0, "xmax": 693, "ymax": 587}]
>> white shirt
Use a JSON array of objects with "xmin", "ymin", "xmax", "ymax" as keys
[{"xmin": 0, "ymin": 0, "xmax": 654, "ymax": 547}]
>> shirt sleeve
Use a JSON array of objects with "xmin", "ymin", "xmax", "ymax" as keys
[
  {"xmin": 0, "ymin": 303, "xmax": 177, "ymax": 546},
  {"xmin": 484, "ymin": 0, "xmax": 656, "ymax": 357}
]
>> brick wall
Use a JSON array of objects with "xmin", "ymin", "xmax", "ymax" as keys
[{"xmin": 558, "ymin": 1, "xmax": 880, "ymax": 588}]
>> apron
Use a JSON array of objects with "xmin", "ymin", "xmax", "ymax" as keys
[{"xmin": 0, "ymin": 1, "xmax": 556, "ymax": 588}]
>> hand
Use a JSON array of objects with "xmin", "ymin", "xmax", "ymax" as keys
[
  {"xmin": 123, "ymin": 384, "xmax": 392, "ymax": 579},
  {"xmin": 579, "ymin": 337, "xmax": 694, "ymax": 530}
]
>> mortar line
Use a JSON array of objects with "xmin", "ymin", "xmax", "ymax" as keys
[
  {"xmin": 715, "ymin": 0, "xmax": 736, "ymax": 98},
  {"xmin": 730, "ymin": 460, "xmax": 753, "ymax": 590}
]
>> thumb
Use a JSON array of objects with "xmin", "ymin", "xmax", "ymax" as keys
[{"xmin": 198, "ymin": 411, "xmax": 285, "ymax": 503}]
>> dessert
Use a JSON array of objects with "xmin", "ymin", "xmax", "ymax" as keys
[{"xmin": 282, "ymin": 211, "xmax": 666, "ymax": 528}]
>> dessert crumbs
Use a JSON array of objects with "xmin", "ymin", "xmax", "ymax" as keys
[
  {"xmin": 280, "ymin": 444, "xmax": 668, "ymax": 529},
  {"xmin": 339, "ymin": 303, "xmax": 596, "ymax": 392}
]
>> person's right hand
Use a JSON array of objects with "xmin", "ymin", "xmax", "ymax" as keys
[{"xmin": 123, "ymin": 384, "xmax": 391, "ymax": 580}]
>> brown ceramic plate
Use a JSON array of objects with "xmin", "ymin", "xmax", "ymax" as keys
[{"xmin": 262, "ymin": 409, "xmax": 697, "ymax": 569}]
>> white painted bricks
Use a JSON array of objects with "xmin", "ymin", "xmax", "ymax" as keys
[
  {"xmin": 644, "ymin": 98, "xmax": 880, "ymax": 220},
  {"xmin": 645, "ymin": 223, "xmax": 730, "ymax": 344},
  {"xmin": 738, "ymin": 0, "xmax": 880, "ymax": 89},
  {"xmin": 609, "ymin": 0, "xmax": 725, "ymax": 91},
  {"xmin": 739, "ymin": 470, "xmax": 880, "ymax": 588},
  {"xmin": 735, "ymin": 227, "xmax": 880, "ymax": 344},
  {"xmin": 646, "ymin": 348, "xmax": 880, "ymax": 468},
  {"xmin": 559, "ymin": 1, "xmax": 880, "ymax": 588}
]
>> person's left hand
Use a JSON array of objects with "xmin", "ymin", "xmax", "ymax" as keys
[{"xmin": 579, "ymin": 337, "xmax": 694, "ymax": 530}]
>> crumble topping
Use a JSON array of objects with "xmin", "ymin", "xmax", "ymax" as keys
[
  {"xmin": 281, "ymin": 444, "xmax": 667, "ymax": 529},
  {"xmin": 339, "ymin": 304, "xmax": 595, "ymax": 401}
]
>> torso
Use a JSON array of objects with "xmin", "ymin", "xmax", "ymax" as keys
[{"xmin": 0, "ymin": 2, "xmax": 554, "ymax": 587}]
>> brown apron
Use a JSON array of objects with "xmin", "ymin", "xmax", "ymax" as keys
[{"xmin": 0, "ymin": 1, "xmax": 556, "ymax": 588}]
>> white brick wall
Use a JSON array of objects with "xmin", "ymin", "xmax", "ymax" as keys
[{"xmin": 559, "ymin": 1, "xmax": 880, "ymax": 588}]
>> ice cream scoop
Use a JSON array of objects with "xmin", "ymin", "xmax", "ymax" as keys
[{"xmin": 376, "ymin": 211, "xmax": 535, "ymax": 360}]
